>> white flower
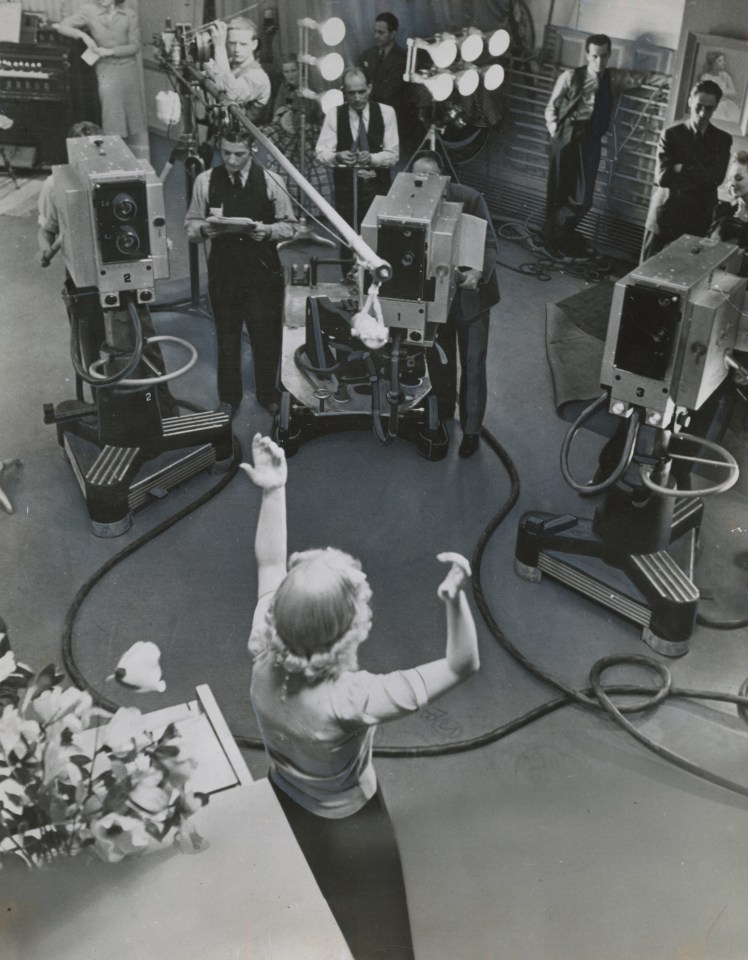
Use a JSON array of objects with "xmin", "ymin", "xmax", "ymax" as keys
[
  {"xmin": 108, "ymin": 642, "xmax": 166, "ymax": 693},
  {"xmin": 128, "ymin": 767, "xmax": 173, "ymax": 819},
  {"xmin": 101, "ymin": 707, "xmax": 152, "ymax": 758},
  {"xmin": 0, "ymin": 626, "xmax": 16, "ymax": 683},
  {"xmin": 173, "ymin": 818, "xmax": 208, "ymax": 855},
  {"xmin": 42, "ymin": 736, "xmax": 85, "ymax": 786},
  {"xmin": 0, "ymin": 704, "xmax": 40, "ymax": 761},
  {"xmin": 29, "ymin": 686, "xmax": 93, "ymax": 731},
  {"xmin": 90, "ymin": 812, "xmax": 150, "ymax": 863},
  {"xmin": 156, "ymin": 733, "xmax": 197, "ymax": 787},
  {"xmin": 0, "ymin": 776, "xmax": 25, "ymax": 816}
]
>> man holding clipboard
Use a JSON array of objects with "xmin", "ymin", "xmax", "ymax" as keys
[{"xmin": 185, "ymin": 128, "xmax": 296, "ymax": 417}]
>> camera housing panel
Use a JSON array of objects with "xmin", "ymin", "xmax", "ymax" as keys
[{"xmin": 53, "ymin": 135, "xmax": 169, "ymax": 306}]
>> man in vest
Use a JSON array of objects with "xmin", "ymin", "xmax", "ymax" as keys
[
  {"xmin": 185, "ymin": 128, "xmax": 296, "ymax": 416},
  {"xmin": 641, "ymin": 80, "xmax": 731, "ymax": 261},
  {"xmin": 541, "ymin": 33, "xmax": 668, "ymax": 257},
  {"xmin": 315, "ymin": 68, "xmax": 399, "ymax": 229}
]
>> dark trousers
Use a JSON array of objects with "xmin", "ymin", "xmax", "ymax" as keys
[
  {"xmin": 543, "ymin": 124, "xmax": 601, "ymax": 245},
  {"xmin": 208, "ymin": 276, "xmax": 283, "ymax": 409},
  {"xmin": 271, "ymin": 779, "xmax": 415, "ymax": 960},
  {"xmin": 640, "ymin": 229, "xmax": 669, "ymax": 263},
  {"xmin": 427, "ymin": 303, "xmax": 491, "ymax": 434},
  {"xmin": 335, "ymin": 175, "xmax": 386, "ymax": 231}
]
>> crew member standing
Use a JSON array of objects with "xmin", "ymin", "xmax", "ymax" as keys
[
  {"xmin": 413, "ymin": 152, "xmax": 500, "ymax": 459},
  {"xmin": 359, "ymin": 12, "xmax": 417, "ymax": 158},
  {"xmin": 185, "ymin": 128, "xmax": 296, "ymax": 416},
  {"xmin": 55, "ymin": 0, "xmax": 149, "ymax": 161},
  {"xmin": 359, "ymin": 13, "xmax": 408, "ymax": 116},
  {"xmin": 542, "ymin": 33, "xmax": 668, "ymax": 257},
  {"xmin": 204, "ymin": 17, "xmax": 271, "ymax": 122},
  {"xmin": 641, "ymin": 80, "xmax": 732, "ymax": 261},
  {"xmin": 315, "ymin": 68, "xmax": 398, "ymax": 229}
]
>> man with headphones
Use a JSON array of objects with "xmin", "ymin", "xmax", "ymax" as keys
[{"xmin": 315, "ymin": 68, "xmax": 399, "ymax": 229}]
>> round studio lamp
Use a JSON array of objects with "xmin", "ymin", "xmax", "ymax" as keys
[
  {"xmin": 298, "ymin": 16, "xmax": 346, "ymax": 47},
  {"xmin": 487, "ymin": 29, "xmax": 511, "ymax": 57},
  {"xmin": 456, "ymin": 68, "xmax": 480, "ymax": 96},
  {"xmin": 317, "ymin": 52, "xmax": 344, "ymax": 81},
  {"xmin": 414, "ymin": 35, "xmax": 458, "ymax": 70},
  {"xmin": 483, "ymin": 63, "xmax": 505, "ymax": 91},
  {"xmin": 319, "ymin": 88, "xmax": 345, "ymax": 113},
  {"xmin": 416, "ymin": 71, "xmax": 454, "ymax": 102},
  {"xmin": 460, "ymin": 32, "xmax": 484, "ymax": 63}
]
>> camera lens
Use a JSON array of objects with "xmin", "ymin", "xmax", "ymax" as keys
[
  {"xmin": 112, "ymin": 192, "xmax": 138, "ymax": 221},
  {"xmin": 115, "ymin": 225, "xmax": 141, "ymax": 255}
]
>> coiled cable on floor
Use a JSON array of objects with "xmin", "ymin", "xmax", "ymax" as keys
[
  {"xmin": 62, "ymin": 422, "xmax": 242, "ymax": 712},
  {"xmin": 61, "ymin": 418, "xmax": 748, "ymax": 794}
]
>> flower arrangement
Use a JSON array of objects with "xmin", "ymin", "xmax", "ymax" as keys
[{"xmin": 0, "ymin": 622, "xmax": 208, "ymax": 868}]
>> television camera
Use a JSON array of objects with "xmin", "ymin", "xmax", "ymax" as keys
[
  {"xmin": 43, "ymin": 135, "xmax": 233, "ymax": 537},
  {"xmin": 515, "ymin": 236, "xmax": 747, "ymax": 656},
  {"xmin": 277, "ymin": 169, "xmax": 487, "ymax": 457},
  {"xmin": 153, "ymin": 22, "xmax": 488, "ymax": 460}
]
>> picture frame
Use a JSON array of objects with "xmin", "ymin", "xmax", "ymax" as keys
[{"xmin": 679, "ymin": 32, "xmax": 748, "ymax": 137}]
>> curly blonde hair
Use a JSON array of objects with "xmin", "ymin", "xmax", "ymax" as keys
[{"xmin": 250, "ymin": 548, "xmax": 373, "ymax": 685}]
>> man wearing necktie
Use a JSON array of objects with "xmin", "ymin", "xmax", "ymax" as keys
[
  {"xmin": 542, "ymin": 33, "xmax": 669, "ymax": 257},
  {"xmin": 641, "ymin": 80, "xmax": 732, "ymax": 262},
  {"xmin": 316, "ymin": 68, "xmax": 399, "ymax": 229},
  {"xmin": 185, "ymin": 128, "xmax": 296, "ymax": 416},
  {"xmin": 359, "ymin": 13, "xmax": 408, "ymax": 118}
]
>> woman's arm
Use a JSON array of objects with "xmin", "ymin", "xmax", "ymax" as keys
[
  {"xmin": 55, "ymin": 14, "xmax": 97, "ymax": 49},
  {"xmin": 414, "ymin": 553, "xmax": 480, "ymax": 701},
  {"xmin": 95, "ymin": 11, "xmax": 141, "ymax": 58},
  {"xmin": 239, "ymin": 434, "xmax": 288, "ymax": 597}
]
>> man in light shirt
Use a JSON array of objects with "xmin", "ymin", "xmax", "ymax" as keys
[
  {"xmin": 185, "ymin": 128, "xmax": 296, "ymax": 416},
  {"xmin": 204, "ymin": 17, "xmax": 271, "ymax": 122},
  {"xmin": 315, "ymin": 68, "xmax": 399, "ymax": 229}
]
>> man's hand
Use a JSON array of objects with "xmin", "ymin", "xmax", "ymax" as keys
[
  {"xmin": 455, "ymin": 267, "xmax": 482, "ymax": 291},
  {"xmin": 355, "ymin": 151, "xmax": 373, "ymax": 169},
  {"xmin": 335, "ymin": 150, "xmax": 357, "ymax": 167},
  {"xmin": 201, "ymin": 220, "xmax": 224, "ymax": 238},
  {"xmin": 209, "ymin": 21, "xmax": 228, "ymax": 48},
  {"xmin": 436, "ymin": 552, "xmax": 471, "ymax": 601},
  {"xmin": 247, "ymin": 222, "xmax": 271, "ymax": 241},
  {"xmin": 96, "ymin": 47, "xmax": 115, "ymax": 58},
  {"xmin": 239, "ymin": 434, "xmax": 288, "ymax": 491}
]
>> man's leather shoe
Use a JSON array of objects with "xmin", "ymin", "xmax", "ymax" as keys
[{"xmin": 458, "ymin": 433, "xmax": 480, "ymax": 458}]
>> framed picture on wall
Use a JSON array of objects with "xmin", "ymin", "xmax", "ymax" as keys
[{"xmin": 680, "ymin": 33, "xmax": 748, "ymax": 137}]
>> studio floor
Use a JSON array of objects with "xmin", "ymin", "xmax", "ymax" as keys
[{"xmin": 2, "ymin": 135, "xmax": 748, "ymax": 960}]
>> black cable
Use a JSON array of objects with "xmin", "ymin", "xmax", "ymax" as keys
[
  {"xmin": 60, "ymin": 412, "xmax": 748, "ymax": 794},
  {"xmin": 560, "ymin": 395, "xmax": 640, "ymax": 496},
  {"xmin": 696, "ymin": 610, "xmax": 748, "ymax": 631},
  {"xmin": 68, "ymin": 295, "xmax": 145, "ymax": 388},
  {"xmin": 62, "ymin": 431, "xmax": 242, "ymax": 711}
]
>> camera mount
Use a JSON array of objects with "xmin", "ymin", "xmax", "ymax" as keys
[{"xmin": 515, "ymin": 236, "xmax": 747, "ymax": 656}]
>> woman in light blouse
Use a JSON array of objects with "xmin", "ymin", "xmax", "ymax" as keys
[{"xmin": 56, "ymin": 0, "xmax": 148, "ymax": 159}]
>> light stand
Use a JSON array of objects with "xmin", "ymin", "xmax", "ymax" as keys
[
  {"xmin": 154, "ymin": 60, "xmax": 212, "ymax": 319},
  {"xmin": 277, "ymin": 19, "xmax": 341, "ymax": 250}
]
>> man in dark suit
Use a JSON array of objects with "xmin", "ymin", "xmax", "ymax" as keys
[
  {"xmin": 542, "ymin": 33, "xmax": 668, "ymax": 257},
  {"xmin": 412, "ymin": 152, "xmax": 500, "ymax": 458},
  {"xmin": 315, "ymin": 68, "xmax": 399, "ymax": 229},
  {"xmin": 641, "ymin": 79, "xmax": 732, "ymax": 261},
  {"xmin": 359, "ymin": 13, "xmax": 408, "ymax": 116}
]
